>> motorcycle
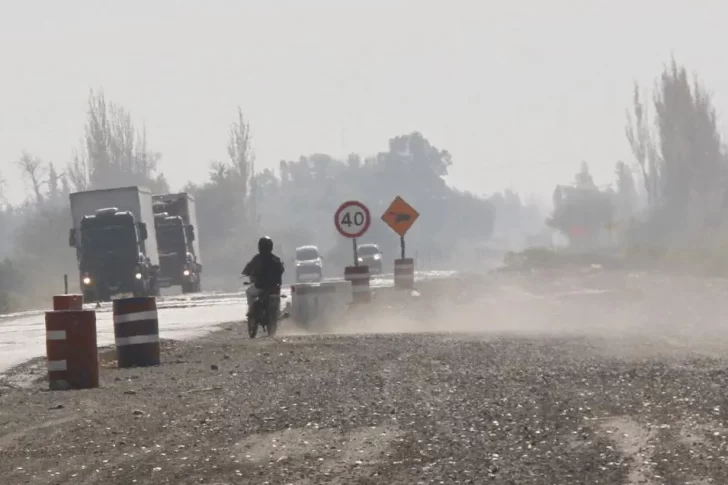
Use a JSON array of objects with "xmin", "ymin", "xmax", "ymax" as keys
[{"xmin": 243, "ymin": 280, "xmax": 287, "ymax": 338}]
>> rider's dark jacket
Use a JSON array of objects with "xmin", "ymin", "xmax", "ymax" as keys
[{"xmin": 243, "ymin": 253, "xmax": 285, "ymax": 289}]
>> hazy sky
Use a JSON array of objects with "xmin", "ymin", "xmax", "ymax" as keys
[{"xmin": 2, "ymin": 1, "xmax": 727, "ymax": 206}]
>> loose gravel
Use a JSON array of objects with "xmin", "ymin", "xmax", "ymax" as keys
[{"xmin": 2, "ymin": 270, "xmax": 728, "ymax": 484}]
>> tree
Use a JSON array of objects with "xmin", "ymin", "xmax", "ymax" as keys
[
  {"xmin": 654, "ymin": 59, "xmax": 726, "ymax": 236},
  {"xmin": 184, "ymin": 128, "xmax": 495, "ymax": 280},
  {"xmin": 227, "ymin": 108, "xmax": 254, "ymax": 202},
  {"xmin": 625, "ymin": 83, "xmax": 660, "ymax": 208},
  {"xmin": 614, "ymin": 160, "xmax": 637, "ymax": 216},
  {"xmin": 46, "ymin": 162, "xmax": 68, "ymax": 208},
  {"xmin": 17, "ymin": 151, "xmax": 46, "ymax": 207},
  {"xmin": 490, "ymin": 189, "xmax": 526, "ymax": 239},
  {"xmin": 67, "ymin": 145, "xmax": 90, "ymax": 192},
  {"xmin": 627, "ymin": 59, "xmax": 728, "ymax": 243},
  {"xmin": 225, "ymin": 108, "xmax": 256, "ymax": 243},
  {"xmin": 68, "ymin": 89, "xmax": 168, "ymax": 193}
]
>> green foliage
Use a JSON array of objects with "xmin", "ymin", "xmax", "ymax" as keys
[
  {"xmin": 187, "ymin": 131, "xmax": 496, "ymax": 274},
  {"xmin": 626, "ymin": 58, "xmax": 728, "ymax": 245},
  {"xmin": 0, "ymin": 101, "xmax": 514, "ymax": 311},
  {"xmin": 67, "ymin": 89, "xmax": 168, "ymax": 194}
]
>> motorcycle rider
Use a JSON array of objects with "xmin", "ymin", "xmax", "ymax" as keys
[{"xmin": 242, "ymin": 236, "xmax": 285, "ymax": 320}]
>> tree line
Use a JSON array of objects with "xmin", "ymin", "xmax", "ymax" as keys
[
  {"xmin": 8, "ymin": 54, "xmax": 720, "ymax": 312},
  {"xmin": 0, "ymin": 90, "xmax": 536, "ymax": 312},
  {"xmin": 548, "ymin": 57, "xmax": 728, "ymax": 260}
]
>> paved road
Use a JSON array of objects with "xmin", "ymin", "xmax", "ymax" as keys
[{"xmin": 0, "ymin": 270, "xmax": 453, "ymax": 374}]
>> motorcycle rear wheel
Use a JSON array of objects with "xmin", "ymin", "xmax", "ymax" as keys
[{"xmin": 247, "ymin": 316, "xmax": 258, "ymax": 338}]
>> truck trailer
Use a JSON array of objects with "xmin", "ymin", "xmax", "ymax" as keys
[
  {"xmin": 152, "ymin": 193, "xmax": 202, "ymax": 293},
  {"xmin": 68, "ymin": 186, "xmax": 160, "ymax": 302}
]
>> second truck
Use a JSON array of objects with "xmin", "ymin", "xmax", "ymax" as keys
[
  {"xmin": 69, "ymin": 186, "xmax": 160, "ymax": 302},
  {"xmin": 152, "ymin": 193, "xmax": 202, "ymax": 293}
]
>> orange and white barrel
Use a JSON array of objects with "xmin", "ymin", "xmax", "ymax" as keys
[
  {"xmin": 45, "ymin": 309, "xmax": 99, "ymax": 390},
  {"xmin": 52, "ymin": 294, "xmax": 84, "ymax": 311}
]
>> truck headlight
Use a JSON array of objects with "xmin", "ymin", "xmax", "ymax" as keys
[
  {"xmin": 373, "ymin": 254, "xmax": 381, "ymax": 260},
  {"xmin": 82, "ymin": 276, "xmax": 92, "ymax": 285},
  {"xmin": 183, "ymin": 269, "xmax": 190, "ymax": 276},
  {"xmin": 357, "ymin": 257, "xmax": 363, "ymax": 262},
  {"xmin": 135, "ymin": 273, "xmax": 142, "ymax": 280}
]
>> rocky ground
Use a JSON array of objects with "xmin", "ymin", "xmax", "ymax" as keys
[{"xmin": 2, "ymin": 270, "xmax": 728, "ymax": 484}]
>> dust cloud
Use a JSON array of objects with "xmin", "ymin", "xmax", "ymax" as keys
[{"xmin": 283, "ymin": 269, "xmax": 728, "ymax": 360}]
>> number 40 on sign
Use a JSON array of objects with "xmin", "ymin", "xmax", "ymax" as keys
[
  {"xmin": 334, "ymin": 200, "xmax": 371, "ymax": 266},
  {"xmin": 334, "ymin": 200, "xmax": 371, "ymax": 238}
]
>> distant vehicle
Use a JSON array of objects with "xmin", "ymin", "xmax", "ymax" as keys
[
  {"xmin": 295, "ymin": 245, "xmax": 323, "ymax": 282},
  {"xmin": 68, "ymin": 186, "xmax": 160, "ymax": 302},
  {"xmin": 152, "ymin": 193, "xmax": 202, "ymax": 294},
  {"xmin": 357, "ymin": 243, "xmax": 383, "ymax": 274}
]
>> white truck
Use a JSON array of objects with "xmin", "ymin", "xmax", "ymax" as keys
[
  {"xmin": 68, "ymin": 186, "xmax": 160, "ymax": 302},
  {"xmin": 152, "ymin": 193, "xmax": 203, "ymax": 293}
]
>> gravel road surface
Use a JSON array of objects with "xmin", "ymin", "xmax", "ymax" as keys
[{"xmin": 2, "ymin": 269, "xmax": 728, "ymax": 484}]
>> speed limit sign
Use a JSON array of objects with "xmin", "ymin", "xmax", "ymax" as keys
[{"xmin": 334, "ymin": 200, "xmax": 371, "ymax": 238}]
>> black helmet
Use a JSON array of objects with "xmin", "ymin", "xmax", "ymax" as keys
[{"xmin": 258, "ymin": 236, "xmax": 273, "ymax": 254}]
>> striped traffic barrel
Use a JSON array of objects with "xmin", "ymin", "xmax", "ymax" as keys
[
  {"xmin": 45, "ymin": 309, "xmax": 99, "ymax": 390},
  {"xmin": 53, "ymin": 294, "xmax": 84, "ymax": 311},
  {"xmin": 393, "ymin": 258, "xmax": 415, "ymax": 289},
  {"xmin": 112, "ymin": 296, "xmax": 161, "ymax": 368},
  {"xmin": 344, "ymin": 265, "xmax": 371, "ymax": 303}
]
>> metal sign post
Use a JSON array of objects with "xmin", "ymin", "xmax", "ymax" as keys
[
  {"xmin": 381, "ymin": 196, "xmax": 420, "ymax": 290},
  {"xmin": 334, "ymin": 200, "xmax": 372, "ymax": 265},
  {"xmin": 335, "ymin": 200, "xmax": 373, "ymax": 303}
]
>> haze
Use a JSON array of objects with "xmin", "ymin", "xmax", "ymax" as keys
[{"xmin": 1, "ymin": 0, "xmax": 726, "ymax": 205}]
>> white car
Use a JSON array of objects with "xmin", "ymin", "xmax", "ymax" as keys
[
  {"xmin": 295, "ymin": 245, "xmax": 323, "ymax": 282},
  {"xmin": 357, "ymin": 243, "xmax": 383, "ymax": 274}
]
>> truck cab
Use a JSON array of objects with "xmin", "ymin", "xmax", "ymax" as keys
[
  {"xmin": 151, "ymin": 193, "xmax": 201, "ymax": 294},
  {"xmin": 69, "ymin": 207, "xmax": 156, "ymax": 302},
  {"xmin": 153, "ymin": 210, "xmax": 201, "ymax": 293},
  {"xmin": 295, "ymin": 245, "xmax": 323, "ymax": 282}
]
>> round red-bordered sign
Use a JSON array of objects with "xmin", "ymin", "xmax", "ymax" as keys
[{"xmin": 334, "ymin": 200, "xmax": 371, "ymax": 238}]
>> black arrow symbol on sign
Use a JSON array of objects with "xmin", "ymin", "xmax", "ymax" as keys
[{"xmin": 388, "ymin": 212, "xmax": 411, "ymax": 223}]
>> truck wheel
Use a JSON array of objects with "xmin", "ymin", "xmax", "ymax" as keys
[
  {"xmin": 144, "ymin": 277, "xmax": 160, "ymax": 298},
  {"xmin": 153, "ymin": 274, "xmax": 161, "ymax": 297}
]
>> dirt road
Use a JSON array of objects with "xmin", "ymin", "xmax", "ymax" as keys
[{"xmin": 2, "ymin": 270, "xmax": 728, "ymax": 484}]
